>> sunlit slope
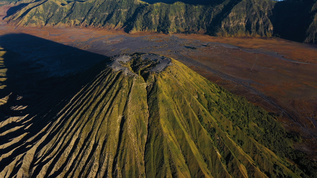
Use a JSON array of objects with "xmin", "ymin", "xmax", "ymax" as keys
[
  {"xmin": 0, "ymin": 53, "xmax": 306, "ymax": 177},
  {"xmin": 5, "ymin": 0, "xmax": 275, "ymax": 37},
  {"xmin": 6, "ymin": 0, "xmax": 317, "ymax": 43}
]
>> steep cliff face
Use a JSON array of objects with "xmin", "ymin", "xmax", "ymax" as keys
[
  {"xmin": 217, "ymin": 0, "xmax": 274, "ymax": 37},
  {"xmin": 5, "ymin": 0, "xmax": 275, "ymax": 36},
  {"xmin": 0, "ymin": 51, "xmax": 311, "ymax": 177}
]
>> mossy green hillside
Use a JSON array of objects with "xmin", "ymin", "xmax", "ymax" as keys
[
  {"xmin": 1, "ymin": 53, "xmax": 314, "ymax": 177},
  {"xmin": 6, "ymin": 0, "xmax": 275, "ymax": 37}
]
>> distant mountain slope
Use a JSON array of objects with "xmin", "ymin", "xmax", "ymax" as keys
[
  {"xmin": 5, "ymin": 0, "xmax": 275, "ymax": 37},
  {"xmin": 4, "ymin": 0, "xmax": 317, "ymax": 43},
  {"xmin": 0, "ymin": 40, "xmax": 314, "ymax": 177}
]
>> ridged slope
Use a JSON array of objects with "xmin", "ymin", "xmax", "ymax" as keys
[
  {"xmin": 5, "ymin": 0, "xmax": 275, "ymax": 36},
  {"xmin": 217, "ymin": 0, "xmax": 274, "ymax": 37},
  {"xmin": 0, "ymin": 53, "xmax": 307, "ymax": 177},
  {"xmin": 5, "ymin": 0, "xmax": 317, "ymax": 43}
]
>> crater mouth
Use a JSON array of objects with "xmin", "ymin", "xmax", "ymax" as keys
[{"xmin": 109, "ymin": 53, "xmax": 172, "ymax": 76}]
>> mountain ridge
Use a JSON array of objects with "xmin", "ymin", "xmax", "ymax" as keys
[
  {"xmin": 4, "ymin": 0, "xmax": 275, "ymax": 37},
  {"xmin": 3, "ymin": 0, "xmax": 317, "ymax": 43}
]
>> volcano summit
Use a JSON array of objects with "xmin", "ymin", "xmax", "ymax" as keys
[{"xmin": 0, "ymin": 50, "xmax": 310, "ymax": 177}]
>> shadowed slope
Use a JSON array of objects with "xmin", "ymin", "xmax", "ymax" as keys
[
  {"xmin": 0, "ymin": 34, "xmax": 109, "ymax": 177},
  {"xmin": 0, "ymin": 35, "xmax": 315, "ymax": 177},
  {"xmin": 270, "ymin": 0, "xmax": 314, "ymax": 42}
]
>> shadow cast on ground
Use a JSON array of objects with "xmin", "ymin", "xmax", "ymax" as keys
[
  {"xmin": 4, "ymin": 3, "xmax": 28, "ymax": 18},
  {"xmin": 0, "ymin": 33, "xmax": 109, "ymax": 175},
  {"xmin": 270, "ymin": 0, "xmax": 313, "ymax": 42}
]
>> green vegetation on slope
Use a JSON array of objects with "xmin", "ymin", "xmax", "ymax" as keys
[
  {"xmin": 5, "ymin": 0, "xmax": 275, "ymax": 37},
  {"xmin": 5, "ymin": 0, "xmax": 317, "ymax": 43},
  {"xmin": 0, "ymin": 53, "xmax": 315, "ymax": 177}
]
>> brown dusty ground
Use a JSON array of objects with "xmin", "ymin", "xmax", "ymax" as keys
[{"xmin": 1, "ymin": 5, "xmax": 317, "ymax": 159}]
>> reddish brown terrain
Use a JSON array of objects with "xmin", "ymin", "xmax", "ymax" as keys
[{"xmin": 0, "ymin": 5, "xmax": 317, "ymax": 159}]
